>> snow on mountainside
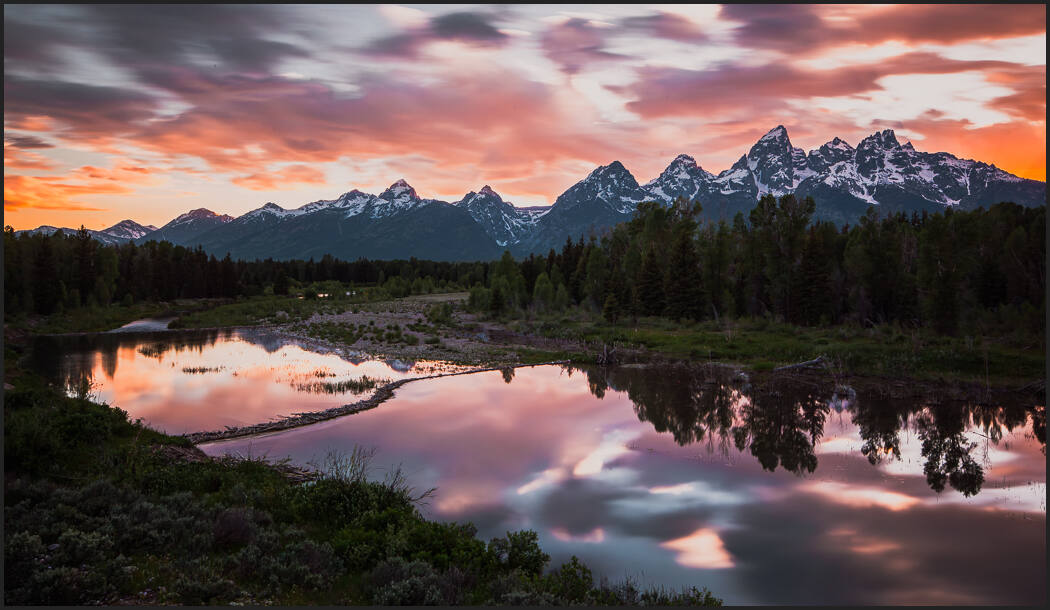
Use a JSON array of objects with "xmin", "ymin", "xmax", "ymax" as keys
[
  {"xmin": 23, "ymin": 125, "xmax": 1042, "ymax": 260},
  {"xmin": 240, "ymin": 180, "xmax": 433, "ymax": 224},
  {"xmin": 454, "ymin": 185, "xmax": 540, "ymax": 246},
  {"xmin": 641, "ymin": 126, "xmax": 1043, "ymax": 219},
  {"xmin": 169, "ymin": 208, "xmax": 235, "ymax": 225},
  {"xmin": 101, "ymin": 219, "xmax": 157, "ymax": 240},
  {"xmin": 15, "ymin": 219, "xmax": 157, "ymax": 245},
  {"xmin": 135, "ymin": 208, "xmax": 236, "ymax": 247},
  {"xmin": 643, "ymin": 154, "xmax": 715, "ymax": 203},
  {"xmin": 554, "ymin": 160, "xmax": 652, "ymax": 215}
]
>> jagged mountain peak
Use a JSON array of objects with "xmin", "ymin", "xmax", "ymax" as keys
[
  {"xmin": 664, "ymin": 154, "xmax": 702, "ymax": 173},
  {"xmin": 591, "ymin": 160, "xmax": 631, "ymax": 177},
  {"xmin": 654, "ymin": 154, "xmax": 703, "ymax": 179},
  {"xmin": 644, "ymin": 153, "xmax": 716, "ymax": 204},
  {"xmin": 380, "ymin": 179, "xmax": 418, "ymax": 201},
  {"xmin": 859, "ymin": 128, "xmax": 901, "ymax": 150},
  {"xmin": 759, "ymin": 124, "xmax": 790, "ymax": 143},
  {"xmin": 750, "ymin": 125, "xmax": 795, "ymax": 155},
  {"xmin": 454, "ymin": 185, "xmax": 538, "ymax": 248},
  {"xmin": 338, "ymin": 188, "xmax": 371, "ymax": 200},
  {"xmin": 102, "ymin": 219, "xmax": 156, "ymax": 239},
  {"xmin": 824, "ymin": 136, "xmax": 854, "ymax": 151},
  {"xmin": 586, "ymin": 161, "xmax": 641, "ymax": 190},
  {"xmin": 173, "ymin": 208, "xmax": 232, "ymax": 223},
  {"xmin": 458, "ymin": 186, "xmax": 507, "ymax": 207}
]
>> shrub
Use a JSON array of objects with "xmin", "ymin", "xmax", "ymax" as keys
[
  {"xmin": 544, "ymin": 555, "xmax": 593, "ymax": 603},
  {"xmin": 367, "ymin": 557, "xmax": 447, "ymax": 605},
  {"xmin": 487, "ymin": 530, "xmax": 549, "ymax": 578},
  {"xmin": 425, "ymin": 302, "xmax": 454, "ymax": 325},
  {"xmin": 213, "ymin": 507, "xmax": 258, "ymax": 549}
]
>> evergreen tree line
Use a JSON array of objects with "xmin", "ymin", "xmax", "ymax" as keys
[
  {"xmin": 4, "ymin": 197, "xmax": 1044, "ymax": 336},
  {"xmin": 2, "ymin": 226, "xmax": 490, "ymax": 316},
  {"xmin": 470, "ymin": 197, "xmax": 1045, "ymax": 336}
]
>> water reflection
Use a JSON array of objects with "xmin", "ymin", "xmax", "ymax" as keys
[
  {"xmin": 28, "ymin": 328, "xmax": 470, "ymax": 434},
  {"xmin": 581, "ymin": 364, "xmax": 1043, "ymax": 497},
  {"xmin": 200, "ymin": 363, "xmax": 1044, "ymax": 604},
  {"xmin": 27, "ymin": 331, "xmax": 1045, "ymax": 604}
]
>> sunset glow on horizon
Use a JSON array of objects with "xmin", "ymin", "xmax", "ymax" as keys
[{"xmin": 4, "ymin": 4, "xmax": 1046, "ymax": 231}]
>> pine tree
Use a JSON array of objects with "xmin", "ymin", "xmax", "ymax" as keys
[
  {"xmin": 33, "ymin": 236, "xmax": 60, "ymax": 314},
  {"xmin": 602, "ymin": 292, "xmax": 621, "ymax": 323},
  {"xmin": 636, "ymin": 246, "xmax": 665, "ymax": 317},
  {"xmin": 532, "ymin": 272, "xmax": 554, "ymax": 312},
  {"xmin": 665, "ymin": 221, "xmax": 704, "ymax": 321}
]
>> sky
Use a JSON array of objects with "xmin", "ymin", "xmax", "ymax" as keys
[{"xmin": 3, "ymin": 4, "xmax": 1046, "ymax": 231}]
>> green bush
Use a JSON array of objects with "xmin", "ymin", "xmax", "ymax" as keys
[{"xmin": 487, "ymin": 530, "xmax": 549, "ymax": 578}]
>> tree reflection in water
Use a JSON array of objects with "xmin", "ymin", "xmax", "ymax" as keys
[
  {"xmin": 31, "ymin": 328, "xmax": 228, "ymax": 394},
  {"xmin": 578, "ymin": 363, "xmax": 1045, "ymax": 497}
]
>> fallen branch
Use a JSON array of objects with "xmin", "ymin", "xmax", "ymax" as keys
[{"xmin": 773, "ymin": 355, "xmax": 829, "ymax": 372}]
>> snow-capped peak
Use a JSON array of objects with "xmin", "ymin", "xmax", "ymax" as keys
[
  {"xmin": 588, "ymin": 160, "xmax": 630, "ymax": 179},
  {"xmin": 172, "ymin": 208, "xmax": 232, "ymax": 224},
  {"xmin": 661, "ymin": 154, "xmax": 708, "ymax": 176},
  {"xmin": 380, "ymin": 179, "xmax": 418, "ymax": 201},
  {"xmin": 102, "ymin": 219, "xmax": 155, "ymax": 239},
  {"xmin": 643, "ymin": 153, "xmax": 716, "ymax": 203},
  {"xmin": 859, "ymin": 129, "xmax": 901, "ymax": 150},
  {"xmin": 759, "ymin": 124, "xmax": 790, "ymax": 143},
  {"xmin": 824, "ymin": 137, "xmax": 854, "ymax": 152},
  {"xmin": 460, "ymin": 186, "xmax": 506, "ymax": 207}
]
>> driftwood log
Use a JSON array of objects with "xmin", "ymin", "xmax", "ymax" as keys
[
  {"xmin": 183, "ymin": 360, "xmax": 570, "ymax": 444},
  {"xmin": 773, "ymin": 355, "xmax": 829, "ymax": 372}
]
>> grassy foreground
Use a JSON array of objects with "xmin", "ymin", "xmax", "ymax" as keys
[{"xmin": 3, "ymin": 372, "xmax": 721, "ymax": 606}]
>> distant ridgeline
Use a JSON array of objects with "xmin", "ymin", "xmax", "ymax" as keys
[
  {"xmin": 4, "ymin": 197, "xmax": 1045, "ymax": 337},
  {"xmin": 13, "ymin": 127, "xmax": 1045, "ymax": 262}
]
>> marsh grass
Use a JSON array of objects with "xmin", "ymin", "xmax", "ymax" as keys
[
  {"xmin": 292, "ymin": 375, "xmax": 389, "ymax": 395},
  {"xmin": 181, "ymin": 366, "xmax": 224, "ymax": 374},
  {"xmin": 517, "ymin": 312, "xmax": 1044, "ymax": 384}
]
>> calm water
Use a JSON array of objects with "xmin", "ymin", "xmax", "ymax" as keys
[
  {"xmin": 30, "ymin": 325, "xmax": 471, "ymax": 434},
  {"xmin": 31, "ymin": 329, "xmax": 1047, "ymax": 605}
]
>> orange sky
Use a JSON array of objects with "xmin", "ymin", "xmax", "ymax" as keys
[{"xmin": 4, "ymin": 4, "xmax": 1045, "ymax": 230}]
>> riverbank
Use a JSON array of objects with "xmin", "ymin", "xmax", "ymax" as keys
[{"xmin": 6, "ymin": 291, "xmax": 1044, "ymax": 389}]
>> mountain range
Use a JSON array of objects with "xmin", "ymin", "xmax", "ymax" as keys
[
  {"xmin": 16, "ymin": 126, "xmax": 1045, "ymax": 261},
  {"xmin": 14, "ymin": 219, "xmax": 158, "ymax": 246}
]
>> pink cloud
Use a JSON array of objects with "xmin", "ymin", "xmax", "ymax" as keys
[{"xmin": 232, "ymin": 164, "xmax": 327, "ymax": 191}]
